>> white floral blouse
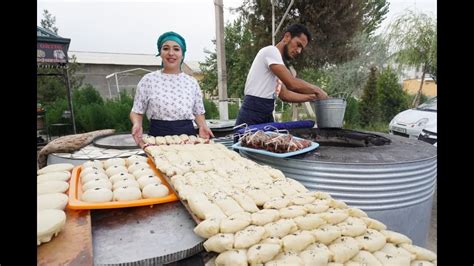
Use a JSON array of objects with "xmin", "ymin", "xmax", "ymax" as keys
[{"xmin": 131, "ymin": 71, "xmax": 206, "ymax": 120}]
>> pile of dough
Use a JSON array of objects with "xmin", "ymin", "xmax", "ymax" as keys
[
  {"xmin": 81, "ymin": 187, "xmax": 113, "ymax": 203},
  {"xmin": 142, "ymin": 183, "xmax": 169, "ymax": 198},
  {"xmin": 38, "ymin": 193, "xmax": 69, "ymax": 210},
  {"xmin": 37, "ymin": 171, "xmax": 71, "ymax": 183},
  {"xmin": 113, "ymin": 186, "xmax": 142, "ymax": 201},
  {"xmin": 37, "ymin": 180, "xmax": 69, "ymax": 195},
  {"xmin": 37, "ymin": 209, "xmax": 67, "ymax": 245},
  {"xmin": 234, "ymin": 225, "xmax": 266, "ymax": 249},
  {"xmin": 38, "ymin": 163, "xmax": 74, "ymax": 175}
]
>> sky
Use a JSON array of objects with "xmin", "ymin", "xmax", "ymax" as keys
[{"xmin": 37, "ymin": 0, "xmax": 437, "ymax": 62}]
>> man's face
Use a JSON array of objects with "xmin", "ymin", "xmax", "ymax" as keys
[{"xmin": 283, "ymin": 33, "xmax": 309, "ymax": 61}]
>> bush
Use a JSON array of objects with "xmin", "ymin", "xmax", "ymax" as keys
[
  {"xmin": 343, "ymin": 96, "xmax": 360, "ymax": 128},
  {"xmin": 377, "ymin": 67, "xmax": 410, "ymax": 122},
  {"xmin": 75, "ymin": 103, "xmax": 112, "ymax": 132},
  {"xmin": 228, "ymin": 102, "xmax": 240, "ymax": 119},
  {"xmin": 203, "ymin": 98, "xmax": 219, "ymax": 119}
]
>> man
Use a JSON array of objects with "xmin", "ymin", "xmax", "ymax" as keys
[{"xmin": 235, "ymin": 23, "xmax": 328, "ymax": 127}]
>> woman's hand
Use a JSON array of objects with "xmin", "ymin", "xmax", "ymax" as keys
[
  {"xmin": 199, "ymin": 125, "xmax": 214, "ymax": 139},
  {"xmin": 131, "ymin": 123, "xmax": 144, "ymax": 147}
]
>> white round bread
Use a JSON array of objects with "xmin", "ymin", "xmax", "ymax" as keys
[
  {"xmin": 132, "ymin": 168, "xmax": 155, "ymax": 179},
  {"xmin": 142, "ymin": 183, "xmax": 169, "ymax": 199},
  {"xmin": 38, "ymin": 163, "xmax": 75, "ymax": 175},
  {"xmin": 103, "ymin": 158, "xmax": 126, "ymax": 169},
  {"xmin": 37, "ymin": 209, "xmax": 67, "ymax": 245},
  {"xmin": 126, "ymin": 155, "xmax": 148, "ymax": 166},
  {"xmin": 80, "ymin": 166, "xmax": 106, "ymax": 177},
  {"xmin": 37, "ymin": 181, "xmax": 69, "ymax": 195},
  {"xmin": 82, "ymin": 160, "xmax": 103, "ymax": 169},
  {"xmin": 109, "ymin": 172, "xmax": 136, "ymax": 183},
  {"xmin": 113, "ymin": 186, "xmax": 142, "ymax": 201},
  {"xmin": 37, "ymin": 171, "xmax": 71, "ymax": 183},
  {"xmin": 137, "ymin": 175, "xmax": 161, "ymax": 189},
  {"xmin": 82, "ymin": 178, "xmax": 113, "ymax": 192},
  {"xmin": 105, "ymin": 165, "xmax": 128, "ymax": 177},
  {"xmin": 113, "ymin": 178, "xmax": 140, "ymax": 190},
  {"xmin": 81, "ymin": 171, "xmax": 109, "ymax": 184},
  {"xmin": 127, "ymin": 162, "xmax": 150, "ymax": 174},
  {"xmin": 37, "ymin": 193, "xmax": 69, "ymax": 210},
  {"xmin": 81, "ymin": 187, "xmax": 113, "ymax": 203}
]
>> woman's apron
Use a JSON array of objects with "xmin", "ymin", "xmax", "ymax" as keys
[{"xmin": 149, "ymin": 119, "xmax": 197, "ymax": 137}]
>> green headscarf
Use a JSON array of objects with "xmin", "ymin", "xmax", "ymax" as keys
[{"xmin": 156, "ymin": 31, "xmax": 186, "ymax": 68}]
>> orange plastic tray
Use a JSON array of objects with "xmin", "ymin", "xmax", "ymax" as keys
[{"xmin": 67, "ymin": 158, "xmax": 178, "ymax": 209}]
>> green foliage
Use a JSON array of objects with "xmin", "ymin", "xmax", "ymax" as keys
[
  {"xmin": 228, "ymin": 103, "xmax": 240, "ymax": 119},
  {"xmin": 348, "ymin": 121, "xmax": 389, "ymax": 133},
  {"xmin": 73, "ymin": 84, "xmax": 104, "ymax": 106},
  {"xmin": 238, "ymin": 0, "xmax": 389, "ymax": 68},
  {"xmin": 40, "ymin": 9, "xmax": 58, "ymax": 34},
  {"xmin": 377, "ymin": 67, "xmax": 410, "ymax": 122},
  {"xmin": 44, "ymin": 98, "xmax": 69, "ymax": 126},
  {"xmin": 200, "ymin": 18, "xmax": 255, "ymax": 98},
  {"xmin": 203, "ymin": 98, "xmax": 219, "ymax": 119},
  {"xmin": 359, "ymin": 67, "xmax": 381, "ymax": 127},
  {"xmin": 385, "ymin": 10, "xmax": 437, "ymax": 106},
  {"xmin": 75, "ymin": 103, "xmax": 111, "ymax": 132},
  {"xmin": 343, "ymin": 96, "xmax": 361, "ymax": 127},
  {"xmin": 103, "ymin": 92, "xmax": 134, "ymax": 133}
]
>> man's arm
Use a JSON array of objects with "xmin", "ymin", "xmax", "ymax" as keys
[
  {"xmin": 278, "ymin": 84, "xmax": 318, "ymax": 103},
  {"xmin": 270, "ymin": 64, "xmax": 328, "ymax": 99}
]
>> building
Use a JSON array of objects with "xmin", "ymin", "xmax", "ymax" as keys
[
  {"xmin": 402, "ymin": 77, "xmax": 437, "ymax": 97},
  {"xmin": 69, "ymin": 51, "xmax": 202, "ymax": 99}
]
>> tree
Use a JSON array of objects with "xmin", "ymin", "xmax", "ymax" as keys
[
  {"xmin": 377, "ymin": 66, "xmax": 409, "ymax": 122},
  {"xmin": 359, "ymin": 66, "xmax": 381, "ymax": 126},
  {"xmin": 385, "ymin": 10, "xmax": 437, "ymax": 107},
  {"xmin": 237, "ymin": 0, "xmax": 389, "ymax": 69},
  {"xmin": 40, "ymin": 9, "xmax": 58, "ymax": 34},
  {"xmin": 200, "ymin": 17, "xmax": 255, "ymax": 98},
  {"xmin": 38, "ymin": 10, "xmax": 84, "ymax": 105}
]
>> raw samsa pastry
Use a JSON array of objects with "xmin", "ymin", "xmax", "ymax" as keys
[
  {"xmin": 220, "ymin": 212, "xmax": 251, "ymax": 233},
  {"xmin": 203, "ymin": 233, "xmax": 234, "ymax": 253},
  {"xmin": 113, "ymin": 186, "xmax": 142, "ymax": 201},
  {"xmin": 215, "ymin": 249, "xmax": 248, "ymax": 266},
  {"xmin": 193, "ymin": 217, "xmax": 221, "ymax": 238},
  {"xmin": 81, "ymin": 187, "xmax": 113, "ymax": 203},
  {"xmin": 37, "ymin": 193, "xmax": 69, "ymax": 210},
  {"xmin": 247, "ymin": 243, "xmax": 281, "ymax": 264},
  {"xmin": 37, "ymin": 180, "xmax": 69, "ymax": 195},
  {"xmin": 37, "ymin": 209, "xmax": 67, "ymax": 245},
  {"xmin": 251, "ymin": 209, "xmax": 280, "ymax": 226},
  {"xmin": 281, "ymin": 231, "xmax": 315, "ymax": 252},
  {"xmin": 233, "ymin": 225, "xmax": 266, "ymax": 249},
  {"xmin": 142, "ymin": 183, "xmax": 169, "ymax": 198}
]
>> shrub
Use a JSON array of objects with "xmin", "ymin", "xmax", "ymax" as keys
[{"xmin": 203, "ymin": 98, "xmax": 219, "ymax": 119}]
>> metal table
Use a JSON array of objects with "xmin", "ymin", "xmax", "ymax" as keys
[{"xmin": 91, "ymin": 201, "xmax": 205, "ymax": 265}]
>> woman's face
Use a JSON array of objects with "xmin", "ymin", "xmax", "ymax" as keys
[{"xmin": 160, "ymin": 40, "xmax": 183, "ymax": 70}]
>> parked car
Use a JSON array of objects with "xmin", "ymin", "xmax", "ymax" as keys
[
  {"xmin": 418, "ymin": 123, "xmax": 437, "ymax": 146},
  {"xmin": 389, "ymin": 96, "xmax": 437, "ymax": 139}
]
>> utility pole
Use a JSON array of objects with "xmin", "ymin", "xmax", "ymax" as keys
[{"xmin": 214, "ymin": 0, "xmax": 229, "ymax": 120}]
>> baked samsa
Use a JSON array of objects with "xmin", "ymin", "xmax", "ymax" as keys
[
  {"xmin": 203, "ymin": 233, "xmax": 234, "ymax": 253},
  {"xmin": 263, "ymin": 219, "xmax": 298, "ymax": 238},
  {"xmin": 400, "ymin": 243, "xmax": 437, "ymax": 261},
  {"xmin": 246, "ymin": 243, "xmax": 281, "ymax": 264},
  {"xmin": 251, "ymin": 209, "xmax": 280, "ymax": 226},
  {"xmin": 193, "ymin": 217, "xmax": 221, "ymax": 238},
  {"xmin": 355, "ymin": 228, "xmax": 386, "ymax": 252},
  {"xmin": 380, "ymin": 230, "xmax": 412, "ymax": 244},
  {"xmin": 281, "ymin": 231, "xmax": 315, "ymax": 252},
  {"xmin": 349, "ymin": 250, "xmax": 382, "ymax": 266},
  {"xmin": 328, "ymin": 236, "xmax": 361, "ymax": 263},
  {"xmin": 293, "ymin": 213, "xmax": 326, "ymax": 230},
  {"xmin": 220, "ymin": 212, "xmax": 252, "ymax": 233},
  {"xmin": 233, "ymin": 225, "xmax": 266, "ymax": 249},
  {"xmin": 215, "ymin": 249, "xmax": 248, "ymax": 266},
  {"xmin": 311, "ymin": 224, "xmax": 342, "ymax": 245}
]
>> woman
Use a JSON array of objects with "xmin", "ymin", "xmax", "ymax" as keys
[{"xmin": 130, "ymin": 31, "xmax": 214, "ymax": 147}]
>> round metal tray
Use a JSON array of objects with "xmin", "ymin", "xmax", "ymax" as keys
[{"xmin": 93, "ymin": 133, "xmax": 140, "ymax": 149}]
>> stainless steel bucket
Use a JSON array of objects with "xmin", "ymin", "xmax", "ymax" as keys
[{"xmin": 313, "ymin": 98, "xmax": 347, "ymax": 128}]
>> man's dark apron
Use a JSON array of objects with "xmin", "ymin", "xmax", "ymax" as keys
[
  {"xmin": 235, "ymin": 95, "xmax": 275, "ymax": 127},
  {"xmin": 149, "ymin": 119, "xmax": 197, "ymax": 137}
]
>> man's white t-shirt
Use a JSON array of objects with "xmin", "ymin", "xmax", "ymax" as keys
[{"xmin": 244, "ymin": 45, "xmax": 285, "ymax": 99}]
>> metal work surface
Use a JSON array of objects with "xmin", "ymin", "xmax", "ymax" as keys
[
  {"xmin": 93, "ymin": 133, "xmax": 140, "ymax": 149},
  {"xmin": 91, "ymin": 201, "xmax": 204, "ymax": 265}
]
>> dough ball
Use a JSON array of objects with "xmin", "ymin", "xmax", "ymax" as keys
[
  {"xmin": 142, "ymin": 183, "xmax": 169, "ymax": 198},
  {"xmin": 37, "ymin": 163, "xmax": 74, "ymax": 175},
  {"xmin": 81, "ymin": 187, "xmax": 113, "ymax": 203},
  {"xmin": 37, "ymin": 209, "xmax": 66, "ymax": 245},
  {"xmin": 38, "ymin": 193, "xmax": 69, "ymax": 210},
  {"xmin": 37, "ymin": 180, "xmax": 69, "ymax": 195},
  {"xmin": 113, "ymin": 186, "xmax": 142, "ymax": 201}
]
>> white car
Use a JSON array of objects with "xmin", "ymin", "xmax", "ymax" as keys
[{"xmin": 389, "ymin": 96, "xmax": 437, "ymax": 139}]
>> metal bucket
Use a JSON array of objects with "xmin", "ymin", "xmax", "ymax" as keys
[{"xmin": 313, "ymin": 98, "xmax": 347, "ymax": 128}]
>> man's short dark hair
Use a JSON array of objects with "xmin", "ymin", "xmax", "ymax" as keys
[{"xmin": 282, "ymin": 23, "xmax": 312, "ymax": 43}]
